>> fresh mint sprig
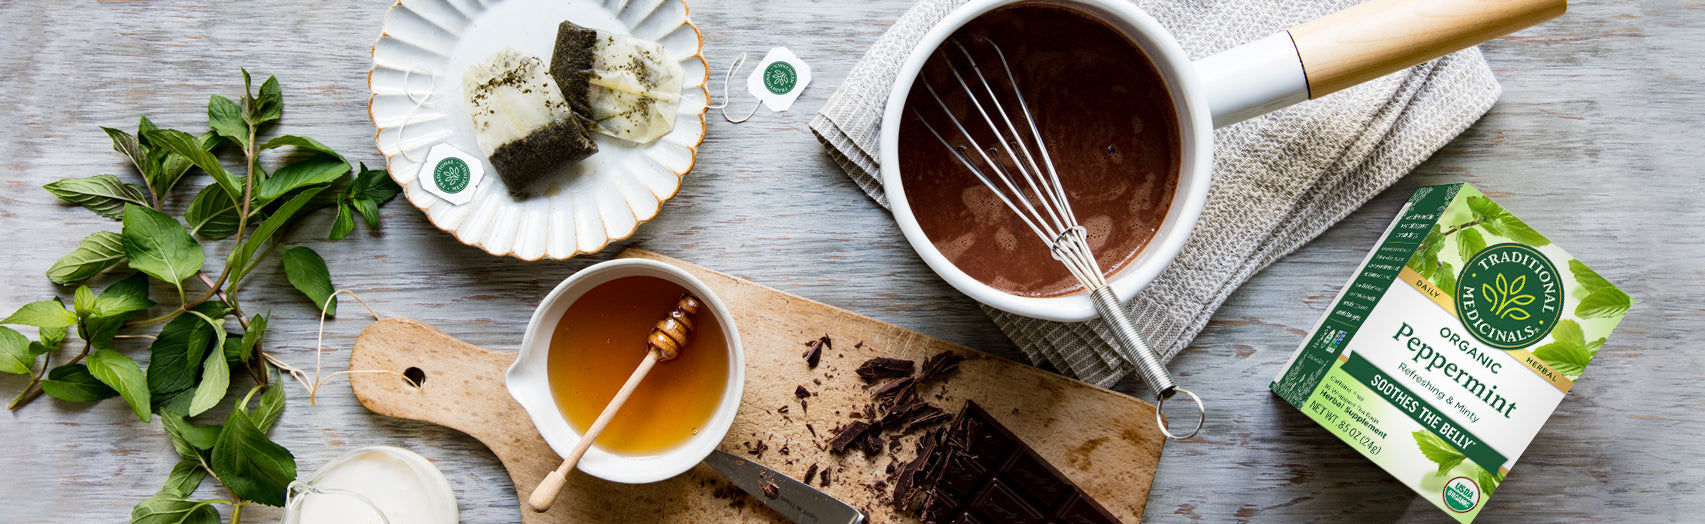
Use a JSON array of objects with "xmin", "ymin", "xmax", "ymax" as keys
[{"xmin": 4, "ymin": 70, "xmax": 401, "ymax": 523}]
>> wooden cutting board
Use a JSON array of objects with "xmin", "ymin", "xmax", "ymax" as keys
[{"xmin": 349, "ymin": 249, "xmax": 1165, "ymax": 523}]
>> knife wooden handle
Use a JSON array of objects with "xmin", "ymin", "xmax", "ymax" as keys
[{"xmin": 1290, "ymin": 0, "xmax": 1566, "ymax": 98}]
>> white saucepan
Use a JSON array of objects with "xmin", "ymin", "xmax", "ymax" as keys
[{"xmin": 880, "ymin": 0, "xmax": 1565, "ymax": 323}]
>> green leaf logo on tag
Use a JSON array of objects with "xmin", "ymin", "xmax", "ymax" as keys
[
  {"xmin": 1442, "ymin": 477, "xmax": 1480, "ymax": 512},
  {"xmin": 763, "ymin": 61, "xmax": 797, "ymax": 95},
  {"xmin": 1455, "ymin": 243, "xmax": 1562, "ymax": 349},
  {"xmin": 434, "ymin": 157, "xmax": 471, "ymax": 194}
]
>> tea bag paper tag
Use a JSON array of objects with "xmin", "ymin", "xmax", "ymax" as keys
[
  {"xmin": 746, "ymin": 47, "xmax": 811, "ymax": 112},
  {"xmin": 419, "ymin": 143, "xmax": 484, "ymax": 205}
]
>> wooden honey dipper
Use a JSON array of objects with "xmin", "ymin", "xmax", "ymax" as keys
[{"xmin": 528, "ymin": 293, "xmax": 702, "ymax": 512}]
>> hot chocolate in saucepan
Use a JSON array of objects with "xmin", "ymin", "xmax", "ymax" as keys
[{"xmin": 898, "ymin": 3, "xmax": 1180, "ymax": 298}]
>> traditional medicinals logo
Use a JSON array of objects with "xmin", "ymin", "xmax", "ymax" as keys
[
  {"xmin": 434, "ymin": 157, "xmax": 471, "ymax": 194},
  {"xmin": 1443, "ymin": 476, "xmax": 1481, "ymax": 512},
  {"xmin": 763, "ymin": 61, "xmax": 797, "ymax": 95},
  {"xmin": 1455, "ymin": 243, "xmax": 1562, "ymax": 349}
]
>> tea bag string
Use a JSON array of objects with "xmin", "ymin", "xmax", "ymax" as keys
[
  {"xmin": 391, "ymin": 62, "xmax": 450, "ymax": 163},
  {"xmin": 285, "ymin": 480, "xmax": 392, "ymax": 524},
  {"xmin": 707, "ymin": 53, "xmax": 760, "ymax": 123}
]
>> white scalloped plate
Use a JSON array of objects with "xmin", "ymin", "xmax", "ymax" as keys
[{"xmin": 369, "ymin": 0, "xmax": 708, "ymax": 260}]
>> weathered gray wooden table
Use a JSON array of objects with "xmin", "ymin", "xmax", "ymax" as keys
[{"xmin": 2, "ymin": 0, "xmax": 1699, "ymax": 522}]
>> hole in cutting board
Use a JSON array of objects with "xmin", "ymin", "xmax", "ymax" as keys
[{"xmin": 404, "ymin": 367, "xmax": 427, "ymax": 388}]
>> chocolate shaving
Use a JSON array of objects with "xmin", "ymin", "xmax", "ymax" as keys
[
  {"xmin": 854, "ymin": 341, "xmax": 865, "ymax": 349},
  {"xmin": 795, "ymin": 385, "xmax": 812, "ymax": 398},
  {"xmin": 801, "ymin": 335, "xmax": 828, "ymax": 368},
  {"xmin": 903, "ymin": 405, "xmax": 950, "ymax": 433},
  {"xmin": 745, "ymin": 439, "xmax": 769, "ymax": 458},
  {"xmin": 820, "ymin": 468, "xmax": 832, "ymax": 488},
  {"xmin": 806, "ymin": 423, "xmax": 817, "ymax": 438},
  {"xmin": 830, "ymin": 420, "xmax": 874, "ymax": 454},
  {"xmin": 870, "ymin": 376, "xmax": 915, "ymax": 400},
  {"xmin": 917, "ymin": 351, "xmax": 964, "ymax": 385},
  {"xmin": 778, "ymin": 405, "xmax": 789, "ymax": 414},
  {"xmin": 855, "ymin": 357, "xmax": 914, "ymax": 382},
  {"xmin": 804, "ymin": 464, "xmax": 819, "ymax": 485},
  {"xmin": 762, "ymin": 481, "xmax": 779, "ymax": 499}
]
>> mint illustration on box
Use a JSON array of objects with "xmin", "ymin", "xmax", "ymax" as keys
[
  {"xmin": 1271, "ymin": 183, "xmax": 1632, "ymax": 522},
  {"xmin": 420, "ymin": 143, "xmax": 484, "ymax": 205}
]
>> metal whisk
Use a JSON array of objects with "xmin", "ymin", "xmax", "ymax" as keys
[{"xmin": 915, "ymin": 38, "xmax": 1204, "ymax": 439}]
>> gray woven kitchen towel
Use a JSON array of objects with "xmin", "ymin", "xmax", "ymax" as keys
[{"xmin": 810, "ymin": 0, "xmax": 1501, "ymax": 388}]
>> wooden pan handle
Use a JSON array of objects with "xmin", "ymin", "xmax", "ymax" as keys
[{"xmin": 1289, "ymin": 0, "xmax": 1566, "ymax": 98}]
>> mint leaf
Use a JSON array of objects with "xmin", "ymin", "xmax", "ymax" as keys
[
  {"xmin": 1533, "ymin": 319, "xmax": 1593, "ymax": 377},
  {"xmin": 256, "ymin": 154, "xmax": 349, "ymax": 203},
  {"xmin": 329, "ymin": 201, "xmax": 355, "ymax": 240},
  {"xmin": 130, "ymin": 492, "xmax": 219, "ymax": 524},
  {"xmin": 1577, "ymin": 287, "xmax": 1633, "ymax": 319},
  {"xmin": 1431, "ymin": 262, "xmax": 1456, "ymax": 298},
  {"xmin": 1413, "ymin": 431, "xmax": 1466, "ymax": 476},
  {"xmin": 122, "ymin": 204, "xmax": 206, "ymax": 292},
  {"xmin": 1465, "ymin": 196, "xmax": 1501, "ymax": 224},
  {"xmin": 1551, "ymin": 318, "xmax": 1585, "ymax": 347},
  {"xmin": 160, "ymin": 411, "xmax": 220, "ymax": 460},
  {"xmin": 282, "ymin": 246, "xmax": 336, "ymax": 317},
  {"xmin": 1455, "ymin": 227, "xmax": 1486, "ymax": 261},
  {"xmin": 46, "ymin": 231, "xmax": 126, "ymax": 286},
  {"xmin": 259, "ymin": 135, "xmax": 341, "ymax": 160},
  {"xmin": 254, "ymin": 74, "xmax": 283, "ymax": 125},
  {"xmin": 39, "ymin": 324, "xmax": 66, "ymax": 350},
  {"xmin": 1569, "ymin": 259, "xmax": 1615, "ymax": 293},
  {"xmin": 208, "ymin": 94, "xmax": 248, "ymax": 149},
  {"xmin": 146, "ymin": 315, "xmax": 213, "ymax": 396},
  {"xmin": 100, "ymin": 125, "xmax": 148, "ymax": 178},
  {"xmin": 185, "ymin": 312, "xmax": 229, "ymax": 417},
  {"xmin": 211, "ymin": 408, "xmax": 296, "ymax": 507},
  {"xmin": 253, "ymin": 381, "xmax": 285, "ymax": 433},
  {"xmin": 0, "ymin": 327, "xmax": 34, "ymax": 375},
  {"xmin": 2, "ymin": 298, "xmax": 78, "ymax": 330},
  {"xmin": 226, "ymin": 187, "xmax": 325, "ymax": 283},
  {"xmin": 73, "ymin": 285, "xmax": 95, "ymax": 317},
  {"xmin": 184, "ymin": 183, "xmax": 242, "ymax": 239},
  {"xmin": 41, "ymin": 364, "xmax": 119, "ymax": 402},
  {"xmin": 145, "ymin": 129, "xmax": 240, "ymax": 201},
  {"xmin": 141, "ymin": 128, "xmax": 217, "ymax": 200},
  {"xmin": 233, "ymin": 313, "xmax": 267, "ymax": 363},
  {"xmin": 160, "ymin": 459, "xmax": 207, "ymax": 498},
  {"xmin": 43, "ymin": 175, "xmax": 150, "ymax": 220},
  {"xmin": 87, "ymin": 348, "xmax": 151, "ymax": 422},
  {"xmin": 1474, "ymin": 465, "xmax": 1502, "ymax": 496},
  {"xmin": 85, "ymin": 273, "xmax": 155, "ymax": 348}
]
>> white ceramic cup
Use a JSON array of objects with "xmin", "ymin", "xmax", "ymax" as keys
[
  {"xmin": 505, "ymin": 259, "xmax": 745, "ymax": 484},
  {"xmin": 879, "ymin": 0, "xmax": 1564, "ymax": 322}
]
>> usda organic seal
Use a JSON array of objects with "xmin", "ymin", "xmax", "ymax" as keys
[{"xmin": 1442, "ymin": 476, "xmax": 1481, "ymax": 513}]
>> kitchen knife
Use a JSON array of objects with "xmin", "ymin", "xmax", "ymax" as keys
[{"xmin": 704, "ymin": 449, "xmax": 865, "ymax": 524}]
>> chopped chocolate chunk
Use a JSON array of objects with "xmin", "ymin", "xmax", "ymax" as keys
[
  {"xmin": 795, "ymin": 385, "xmax": 813, "ymax": 398},
  {"xmin": 903, "ymin": 405, "xmax": 950, "ymax": 434},
  {"xmin": 778, "ymin": 405, "xmax": 789, "ymax": 414},
  {"xmin": 855, "ymin": 340, "xmax": 865, "ymax": 349},
  {"xmin": 780, "ymin": 443, "xmax": 791, "ymax": 455},
  {"xmin": 849, "ymin": 411, "xmax": 864, "ymax": 419},
  {"xmin": 762, "ymin": 481, "xmax": 780, "ymax": 499},
  {"xmin": 813, "ymin": 378, "xmax": 822, "ymax": 385},
  {"xmin": 900, "ymin": 401, "xmax": 1119, "ymax": 523},
  {"xmin": 871, "ymin": 376, "xmax": 916, "ymax": 400},
  {"xmin": 806, "ymin": 423, "xmax": 817, "ymax": 438},
  {"xmin": 804, "ymin": 464, "xmax": 819, "ymax": 485},
  {"xmin": 820, "ymin": 468, "xmax": 832, "ymax": 488},
  {"xmin": 801, "ymin": 399, "xmax": 809, "ymax": 412},
  {"xmin": 856, "ymin": 357, "xmax": 915, "ymax": 382},
  {"xmin": 801, "ymin": 336, "xmax": 825, "ymax": 368},
  {"xmin": 745, "ymin": 439, "xmax": 769, "ymax": 458},
  {"xmin": 918, "ymin": 351, "xmax": 965, "ymax": 385},
  {"xmin": 830, "ymin": 421, "xmax": 874, "ymax": 455}
]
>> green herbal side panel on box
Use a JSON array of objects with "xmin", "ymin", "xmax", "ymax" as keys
[{"xmin": 1271, "ymin": 184, "xmax": 1632, "ymax": 522}]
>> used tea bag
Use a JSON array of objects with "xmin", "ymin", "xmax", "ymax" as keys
[
  {"xmin": 463, "ymin": 48, "xmax": 599, "ymax": 197},
  {"xmin": 550, "ymin": 21, "xmax": 684, "ymax": 144}
]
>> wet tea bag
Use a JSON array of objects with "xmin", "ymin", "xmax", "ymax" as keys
[
  {"xmin": 463, "ymin": 48, "xmax": 599, "ymax": 197},
  {"xmin": 550, "ymin": 21, "xmax": 685, "ymax": 144}
]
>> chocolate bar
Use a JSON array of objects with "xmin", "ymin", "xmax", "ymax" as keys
[{"xmin": 900, "ymin": 401, "xmax": 1118, "ymax": 524}]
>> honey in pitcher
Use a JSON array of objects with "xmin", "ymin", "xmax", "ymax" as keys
[{"xmin": 547, "ymin": 275, "xmax": 730, "ymax": 455}]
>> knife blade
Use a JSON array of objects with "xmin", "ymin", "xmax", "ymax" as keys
[{"xmin": 704, "ymin": 449, "xmax": 865, "ymax": 524}]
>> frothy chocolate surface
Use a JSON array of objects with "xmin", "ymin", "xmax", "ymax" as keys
[{"xmin": 898, "ymin": 3, "xmax": 1180, "ymax": 298}]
